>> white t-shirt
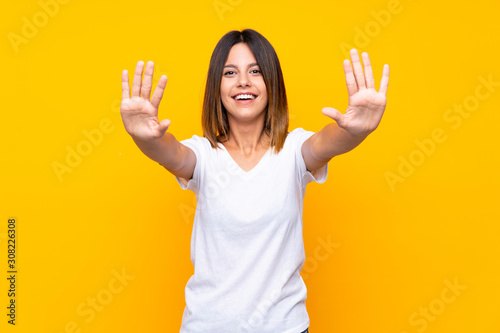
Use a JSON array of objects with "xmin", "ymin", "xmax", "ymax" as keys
[{"xmin": 175, "ymin": 128, "xmax": 328, "ymax": 333}]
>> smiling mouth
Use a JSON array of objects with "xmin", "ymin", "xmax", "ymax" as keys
[{"xmin": 232, "ymin": 93, "xmax": 258, "ymax": 100}]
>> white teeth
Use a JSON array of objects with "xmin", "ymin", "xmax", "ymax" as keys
[{"xmin": 234, "ymin": 94, "xmax": 256, "ymax": 100}]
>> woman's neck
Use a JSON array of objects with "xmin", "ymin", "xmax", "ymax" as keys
[{"xmin": 218, "ymin": 128, "xmax": 270, "ymax": 152}]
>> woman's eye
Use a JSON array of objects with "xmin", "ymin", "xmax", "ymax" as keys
[{"xmin": 224, "ymin": 69, "xmax": 260, "ymax": 75}]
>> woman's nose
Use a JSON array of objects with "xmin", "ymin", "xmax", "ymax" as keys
[{"xmin": 238, "ymin": 73, "xmax": 250, "ymax": 86}]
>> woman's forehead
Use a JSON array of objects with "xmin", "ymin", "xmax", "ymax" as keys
[{"xmin": 225, "ymin": 43, "xmax": 258, "ymax": 66}]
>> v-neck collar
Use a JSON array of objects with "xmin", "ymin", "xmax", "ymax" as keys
[{"xmin": 217, "ymin": 142, "xmax": 272, "ymax": 176}]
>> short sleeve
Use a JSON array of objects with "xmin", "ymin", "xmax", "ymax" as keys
[
  {"xmin": 292, "ymin": 128, "xmax": 328, "ymax": 187},
  {"xmin": 174, "ymin": 135, "xmax": 204, "ymax": 194}
]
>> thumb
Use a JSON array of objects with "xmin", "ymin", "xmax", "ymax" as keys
[
  {"xmin": 322, "ymin": 107, "xmax": 344, "ymax": 125},
  {"xmin": 158, "ymin": 119, "xmax": 171, "ymax": 134}
]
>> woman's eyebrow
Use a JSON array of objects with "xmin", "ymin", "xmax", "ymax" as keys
[{"xmin": 223, "ymin": 62, "xmax": 259, "ymax": 68}]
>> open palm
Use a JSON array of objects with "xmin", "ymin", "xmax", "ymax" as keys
[
  {"xmin": 121, "ymin": 61, "xmax": 171, "ymax": 141},
  {"xmin": 322, "ymin": 49, "xmax": 390, "ymax": 136}
]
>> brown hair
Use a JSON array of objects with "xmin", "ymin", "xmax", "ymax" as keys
[{"xmin": 201, "ymin": 29, "xmax": 289, "ymax": 154}]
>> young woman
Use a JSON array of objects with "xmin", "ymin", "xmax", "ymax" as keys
[{"xmin": 120, "ymin": 29, "xmax": 389, "ymax": 333}]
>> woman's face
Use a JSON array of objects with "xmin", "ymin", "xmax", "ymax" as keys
[{"xmin": 220, "ymin": 43, "xmax": 268, "ymax": 124}]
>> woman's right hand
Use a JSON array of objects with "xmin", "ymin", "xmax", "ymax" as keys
[{"xmin": 120, "ymin": 61, "xmax": 171, "ymax": 141}]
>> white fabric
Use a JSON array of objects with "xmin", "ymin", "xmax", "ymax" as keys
[{"xmin": 175, "ymin": 128, "xmax": 328, "ymax": 333}]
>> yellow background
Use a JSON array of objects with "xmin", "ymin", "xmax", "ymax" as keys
[{"xmin": 2, "ymin": 0, "xmax": 499, "ymax": 332}]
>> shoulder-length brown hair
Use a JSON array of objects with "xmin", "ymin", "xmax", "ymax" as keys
[{"xmin": 202, "ymin": 29, "xmax": 289, "ymax": 154}]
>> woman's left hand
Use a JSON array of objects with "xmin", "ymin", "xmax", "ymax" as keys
[{"xmin": 322, "ymin": 48, "xmax": 390, "ymax": 137}]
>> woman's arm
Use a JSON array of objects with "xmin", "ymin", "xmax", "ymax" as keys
[
  {"xmin": 131, "ymin": 133, "xmax": 196, "ymax": 179},
  {"xmin": 302, "ymin": 48, "xmax": 390, "ymax": 172},
  {"xmin": 121, "ymin": 61, "xmax": 196, "ymax": 180}
]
